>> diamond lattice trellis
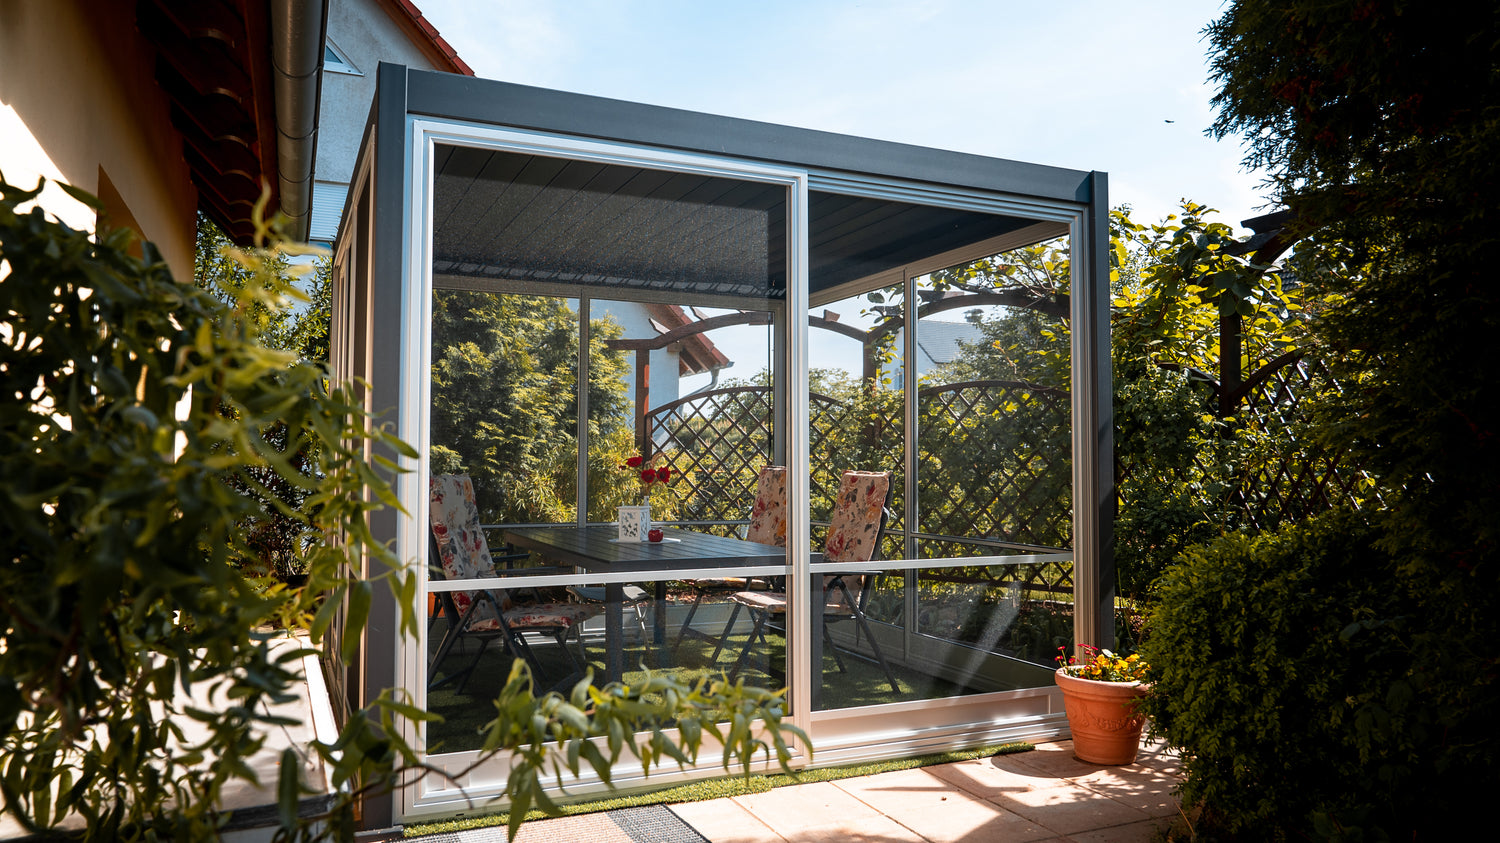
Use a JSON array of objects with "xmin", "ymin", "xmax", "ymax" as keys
[
  {"xmin": 916, "ymin": 380, "xmax": 1072, "ymax": 549},
  {"xmin": 647, "ymin": 387, "xmax": 773, "ymax": 533},
  {"xmin": 1232, "ymin": 356, "xmax": 1377, "ymax": 529}
]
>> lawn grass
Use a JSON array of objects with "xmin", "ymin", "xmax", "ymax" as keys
[{"xmin": 403, "ymin": 739, "xmax": 1034, "ymax": 837}]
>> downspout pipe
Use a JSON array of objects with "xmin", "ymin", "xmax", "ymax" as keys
[{"xmin": 270, "ymin": 0, "xmax": 328, "ymax": 242}]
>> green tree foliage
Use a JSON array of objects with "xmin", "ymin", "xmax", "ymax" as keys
[
  {"xmin": 1141, "ymin": 2, "xmax": 1500, "ymax": 836},
  {"xmin": 194, "ymin": 213, "xmax": 331, "ymax": 364},
  {"xmin": 0, "ymin": 178, "xmax": 803, "ymax": 841},
  {"xmin": 428, "ymin": 290, "xmax": 634, "ymax": 524},
  {"xmin": 193, "ymin": 214, "xmax": 334, "ymax": 579},
  {"xmin": 1108, "ymin": 204, "xmax": 1315, "ymax": 600},
  {"xmin": 1207, "ymin": 1, "xmax": 1500, "ymax": 552}
]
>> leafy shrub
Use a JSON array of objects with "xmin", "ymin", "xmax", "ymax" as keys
[
  {"xmin": 0, "ymin": 176, "xmax": 413, "ymax": 838},
  {"xmin": 1140, "ymin": 511, "xmax": 1476, "ymax": 840},
  {"xmin": 0, "ymin": 178, "xmax": 804, "ymax": 841}
]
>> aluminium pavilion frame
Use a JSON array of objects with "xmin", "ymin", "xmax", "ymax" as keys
[{"xmin": 330, "ymin": 62, "xmax": 1113, "ymax": 828}]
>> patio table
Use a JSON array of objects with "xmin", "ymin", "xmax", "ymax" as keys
[{"xmin": 502, "ymin": 525, "xmax": 786, "ymax": 683}]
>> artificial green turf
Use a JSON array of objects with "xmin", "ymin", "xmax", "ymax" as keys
[{"xmin": 402, "ymin": 740, "xmax": 1034, "ymax": 837}]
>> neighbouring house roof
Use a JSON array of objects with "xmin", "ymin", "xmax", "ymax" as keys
[
  {"xmin": 374, "ymin": 0, "xmax": 474, "ymax": 76},
  {"xmin": 915, "ymin": 320, "xmax": 986, "ymax": 368},
  {"xmin": 642, "ymin": 304, "xmax": 730, "ymax": 376},
  {"xmin": 135, "ymin": 0, "xmax": 324, "ymax": 244}
]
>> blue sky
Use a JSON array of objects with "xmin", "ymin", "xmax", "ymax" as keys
[{"xmin": 414, "ymin": 0, "xmax": 1266, "ymax": 229}]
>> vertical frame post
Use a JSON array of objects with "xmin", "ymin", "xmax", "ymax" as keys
[
  {"xmin": 784, "ymin": 174, "xmax": 813, "ymax": 728},
  {"xmin": 1070, "ymin": 172, "xmax": 1115, "ymax": 651}
]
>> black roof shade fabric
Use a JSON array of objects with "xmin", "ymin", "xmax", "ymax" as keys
[{"xmin": 431, "ymin": 144, "xmax": 1040, "ymax": 301}]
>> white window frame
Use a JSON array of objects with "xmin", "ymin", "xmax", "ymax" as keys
[
  {"xmin": 394, "ymin": 115, "xmax": 810, "ymax": 820},
  {"xmin": 323, "ymin": 39, "xmax": 361, "ymax": 76}
]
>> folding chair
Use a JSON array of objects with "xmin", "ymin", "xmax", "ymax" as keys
[
  {"xmin": 673, "ymin": 465, "xmax": 786, "ymax": 656},
  {"xmin": 427, "ymin": 474, "xmax": 599, "ymax": 693},
  {"xmin": 712, "ymin": 470, "xmax": 899, "ymax": 695}
]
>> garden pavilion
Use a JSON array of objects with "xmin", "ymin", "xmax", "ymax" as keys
[{"xmin": 330, "ymin": 63, "xmax": 1112, "ymax": 826}]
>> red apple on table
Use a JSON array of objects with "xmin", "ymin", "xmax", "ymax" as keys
[{"xmin": 647, "ymin": 528, "xmax": 663, "ymax": 542}]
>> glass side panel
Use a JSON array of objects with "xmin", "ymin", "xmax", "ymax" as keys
[
  {"xmin": 428, "ymin": 290, "xmax": 582, "ymax": 527},
  {"xmin": 424, "ymin": 142, "xmax": 796, "ymax": 754},
  {"xmin": 812, "ymin": 242, "xmax": 1076, "ymax": 710},
  {"xmin": 585, "ymin": 299, "xmax": 775, "ymax": 537},
  {"xmin": 806, "ymin": 282, "xmax": 905, "ymax": 554},
  {"xmin": 914, "ymin": 246, "xmax": 1074, "ymax": 554}
]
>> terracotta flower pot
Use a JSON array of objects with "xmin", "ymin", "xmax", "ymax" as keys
[{"xmin": 1055, "ymin": 667, "xmax": 1149, "ymax": 765}]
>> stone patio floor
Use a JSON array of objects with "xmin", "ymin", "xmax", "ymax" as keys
[{"xmin": 484, "ymin": 736, "xmax": 1189, "ymax": 843}]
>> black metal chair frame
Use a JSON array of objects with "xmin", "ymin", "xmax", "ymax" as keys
[
  {"xmin": 709, "ymin": 484, "xmax": 900, "ymax": 695},
  {"xmin": 710, "ymin": 569, "xmax": 900, "ymax": 695},
  {"xmin": 426, "ymin": 534, "xmax": 590, "ymax": 694}
]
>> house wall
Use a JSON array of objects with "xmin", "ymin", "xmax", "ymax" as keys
[
  {"xmin": 0, "ymin": 0, "xmax": 197, "ymax": 279},
  {"xmin": 593, "ymin": 303, "xmax": 686, "ymax": 416},
  {"xmin": 312, "ymin": 0, "xmax": 447, "ymax": 244}
]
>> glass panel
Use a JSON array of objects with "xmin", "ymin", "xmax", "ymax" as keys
[
  {"xmin": 809, "ymin": 242, "xmax": 1077, "ymax": 710},
  {"xmin": 902, "ymin": 555, "xmax": 1066, "ymax": 689},
  {"xmin": 429, "ymin": 290, "xmax": 582, "ymax": 527},
  {"xmin": 910, "ymin": 243, "xmax": 1075, "ymax": 684},
  {"xmin": 808, "ymin": 283, "xmax": 905, "ymax": 552},
  {"xmin": 586, "ymin": 300, "xmax": 775, "ymax": 536},
  {"xmin": 803, "ymin": 282, "xmax": 906, "ymax": 711},
  {"xmin": 914, "ymin": 243, "xmax": 1074, "ymax": 552},
  {"xmin": 424, "ymin": 143, "xmax": 794, "ymax": 753}
]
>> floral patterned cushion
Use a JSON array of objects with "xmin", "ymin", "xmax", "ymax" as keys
[
  {"xmin": 459, "ymin": 602, "xmax": 596, "ymax": 633},
  {"xmin": 745, "ymin": 466, "xmax": 788, "ymax": 546},
  {"xmin": 430, "ymin": 474, "xmax": 495, "ymax": 577},
  {"xmin": 429, "ymin": 474, "xmax": 500, "ymax": 627},
  {"xmin": 824, "ymin": 470, "xmax": 889, "ymax": 565},
  {"xmin": 431, "ymin": 474, "xmax": 601, "ymax": 633},
  {"xmin": 504, "ymin": 603, "xmax": 598, "ymax": 629}
]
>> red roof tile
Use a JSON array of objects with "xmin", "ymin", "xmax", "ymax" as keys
[{"xmin": 377, "ymin": 0, "xmax": 474, "ymax": 76}]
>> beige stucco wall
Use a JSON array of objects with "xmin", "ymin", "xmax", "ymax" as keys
[{"xmin": 0, "ymin": 0, "xmax": 197, "ymax": 280}]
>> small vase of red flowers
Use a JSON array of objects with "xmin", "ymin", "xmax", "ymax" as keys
[{"xmin": 618, "ymin": 455, "xmax": 672, "ymax": 541}]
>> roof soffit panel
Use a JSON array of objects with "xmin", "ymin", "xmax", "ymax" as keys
[
  {"xmin": 432, "ymin": 148, "xmax": 785, "ymax": 300},
  {"xmin": 137, "ymin": 0, "xmax": 279, "ymax": 244}
]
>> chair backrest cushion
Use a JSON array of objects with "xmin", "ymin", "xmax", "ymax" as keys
[
  {"xmin": 824, "ymin": 470, "xmax": 890, "ymax": 565},
  {"xmin": 429, "ymin": 474, "xmax": 499, "ymax": 624},
  {"xmin": 745, "ymin": 466, "xmax": 788, "ymax": 547}
]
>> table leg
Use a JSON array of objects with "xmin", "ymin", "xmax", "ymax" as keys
[
  {"xmin": 810, "ymin": 581, "xmax": 824, "ymax": 711},
  {"xmin": 652, "ymin": 581, "xmax": 668, "ymax": 666},
  {"xmin": 605, "ymin": 582, "xmax": 623, "ymax": 684}
]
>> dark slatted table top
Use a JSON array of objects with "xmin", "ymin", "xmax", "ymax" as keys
[{"xmin": 503, "ymin": 525, "xmax": 785, "ymax": 573}]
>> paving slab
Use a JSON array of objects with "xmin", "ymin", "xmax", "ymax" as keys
[
  {"xmin": 669, "ymin": 798, "xmax": 784, "ymax": 843},
  {"xmin": 835, "ymin": 767, "xmax": 1058, "ymax": 842},
  {"xmin": 925, "ymin": 755, "xmax": 1073, "ymax": 799},
  {"xmin": 989, "ymin": 776, "xmax": 1155, "ymax": 836},
  {"xmin": 1064, "ymin": 765, "xmax": 1184, "ymax": 818},
  {"xmin": 730, "ymin": 781, "xmax": 888, "ymax": 839}
]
